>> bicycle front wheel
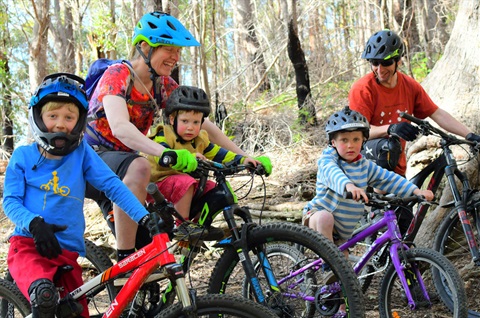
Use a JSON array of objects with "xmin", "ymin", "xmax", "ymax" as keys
[
  {"xmin": 433, "ymin": 208, "xmax": 480, "ymax": 316},
  {"xmin": 378, "ymin": 247, "xmax": 467, "ymax": 318},
  {"xmin": 0, "ymin": 279, "xmax": 31, "ymax": 317},
  {"xmin": 81, "ymin": 239, "xmax": 117, "ymax": 315},
  {"xmin": 208, "ymin": 222, "xmax": 365, "ymax": 317},
  {"xmin": 156, "ymin": 293, "xmax": 278, "ymax": 317}
]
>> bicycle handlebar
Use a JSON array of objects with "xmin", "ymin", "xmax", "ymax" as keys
[
  {"xmin": 147, "ymin": 182, "xmax": 166, "ymax": 203},
  {"xmin": 161, "ymin": 155, "xmax": 266, "ymax": 176},
  {"xmin": 344, "ymin": 191, "xmax": 427, "ymax": 207},
  {"xmin": 399, "ymin": 112, "xmax": 477, "ymax": 148},
  {"xmin": 195, "ymin": 158, "xmax": 267, "ymax": 176}
]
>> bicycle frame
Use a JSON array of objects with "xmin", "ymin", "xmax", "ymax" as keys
[
  {"xmin": 398, "ymin": 112, "xmax": 480, "ymax": 265},
  {"xmin": 25, "ymin": 229, "xmax": 190, "ymax": 318},
  {"xmin": 272, "ymin": 201, "xmax": 429, "ymax": 309},
  {"xmin": 338, "ymin": 209, "xmax": 428, "ymax": 309},
  {"xmin": 171, "ymin": 160, "xmax": 280, "ymax": 305}
]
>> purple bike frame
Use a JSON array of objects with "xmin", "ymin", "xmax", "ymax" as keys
[{"xmin": 338, "ymin": 208, "xmax": 429, "ymax": 309}]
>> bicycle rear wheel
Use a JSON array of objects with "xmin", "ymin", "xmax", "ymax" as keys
[
  {"xmin": 156, "ymin": 293, "xmax": 278, "ymax": 317},
  {"xmin": 208, "ymin": 222, "xmax": 365, "ymax": 317},
  {"xmin": 433, "ymin": 208, "xmax": 480, "ymax": 316},
  {"xmin": 0, "ymin": 278, "xmax": 31, "ymax": 317},
  {"xmin": 378, "ymin": 247, "xmax": 467, "ymax": 318}
]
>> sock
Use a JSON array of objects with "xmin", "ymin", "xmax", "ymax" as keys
[{"xmin": 117, "ymin": 248, "xmax": 135, "ymax": 262}]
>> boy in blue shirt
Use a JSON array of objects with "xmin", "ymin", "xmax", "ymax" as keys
[{"xmin": 3, "ymin": 73, "xmax": 156, "ymax": 318}]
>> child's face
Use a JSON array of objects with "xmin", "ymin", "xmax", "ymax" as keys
[
  {"xmin": 331, "ymin": 130, "xmax": 364, "ymax": 162},
  {"xmin": 41, "ymin": 104, "xmax": 79, "ymax": 136},
  {"xmin": 170, "ymin": 111, "xmax": 203, "ymax": 141}
]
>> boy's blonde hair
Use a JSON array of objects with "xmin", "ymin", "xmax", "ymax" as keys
[{"xmin": 41, "ymin": 101, "xmax": 79, "ymax": 115}]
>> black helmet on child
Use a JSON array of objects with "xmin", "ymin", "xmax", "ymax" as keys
[
  {"xmin": 361, "ymin": 30, "xmax": 404, "ymax": 61},
  {"xmin": 29, "ymin": 73, "xmax": 88, "ymax": 156},
  {"xmin": 165, "ymin": 86, "xmax": 211, "ymax": 118},
  {"xmin": 325, "ymin": 106, "xmax": 370, "ymax": 142}
]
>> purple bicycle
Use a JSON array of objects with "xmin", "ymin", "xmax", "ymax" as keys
[
  {"xmin": 246, "ymin": 192, "xmax": 467, "ymax": 318},
  {"xmin": 341, "ymin": 192, "xmax": 467, "ymax": 317}
]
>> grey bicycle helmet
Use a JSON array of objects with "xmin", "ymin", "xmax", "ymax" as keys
[
  {"xmin": 325, "ymin": 106, "xmax": 370, "ymax": 142},
  {"xmin": 361, "ymin": 30, "xmax": 404, "ymax": 61},
  {"xmin": 165, "ymin": 86, "xmax": 211, "ymax": 118},
  {"xmin": 29, "ymin": 73, "xmax": 88, "ymax": 156}
]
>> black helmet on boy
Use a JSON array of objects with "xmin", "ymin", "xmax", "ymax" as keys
[
  {"xmin": 29, "ymin": 73, "xmax": 88, "ymax": 156},
  {"xmin": 325, "ymin": 106, "xmax": 370, "ymax": 143},
  {"xmin": 165, "ymin": 86, "xmax": 211, "ymax": 118}
]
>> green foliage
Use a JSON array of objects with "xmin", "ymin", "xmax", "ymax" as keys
[{"xmin": 410, "ymin": 52, "xmax": 442, "ymax": 82}]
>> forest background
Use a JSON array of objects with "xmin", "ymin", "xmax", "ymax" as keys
[{"xmin": 0, "ymin": 0, "xmax": 479, "ymax": 245}]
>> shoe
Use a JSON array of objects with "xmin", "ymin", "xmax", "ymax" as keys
[
  {"xmin": 201, "ymin": 226, "xmax": 225, "ymax": 241},
  {"xmin": 174, "ymin": 222, "xmax": 209, "ymax": 241}
]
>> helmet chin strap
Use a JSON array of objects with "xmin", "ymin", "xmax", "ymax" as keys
[
  {"xmin": 135, "ymin": 44, "xmax": 163, "ymax": 107},
  {"xmin": 372, "ymin": 61, "xmax": 399, "ymax": 85}
]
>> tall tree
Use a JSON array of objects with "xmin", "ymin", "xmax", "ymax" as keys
[
  {"xmin": 29, "ymin": 0, "xmax": 50, "ymax": 90},
  {"xmin": 410, "ymin": 0, "xmax": 480, "ymax": 243},
  {"xmin": 0, "ymin": 2, "xmax": 13, "ymax": 156},
  {"xmin": 233, "ymin": 0, "xmax": 270, "ymax": 95},
  {"xmin": 286, "ymin": 0, "xmax": 316, "ymax": 126},
  {"xmin": 51, "ymin": 0, "xmax": 75, "ymax": 73}
]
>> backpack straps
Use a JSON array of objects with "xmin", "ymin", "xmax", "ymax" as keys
[{"xmin": 88, "ymin": 62, "xmax": 160, "ymax": 121}]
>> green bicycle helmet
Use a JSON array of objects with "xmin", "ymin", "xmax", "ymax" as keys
[
  {"xmin": 325, "ymin": 106, "xmax": 370, "ymax": 142},
  {"xmin": 361, "ymin": 30, "xmax": 404, "ymax": 61},
  {"xmin": 165, "ymin": 86, "xmax": 211, "ymax": 118},
  {"xmin": 132, "ymin": 11, "xmax": 200, "ymax": 47}
]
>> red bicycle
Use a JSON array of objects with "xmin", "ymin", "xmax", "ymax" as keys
[{"xmin": 0, "ymin": 184, "xmax": 279, "ymax": 318}]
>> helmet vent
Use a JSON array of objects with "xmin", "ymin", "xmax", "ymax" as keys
[
  {"xmin": 167, "ymin": 20, "xmax": 177, "ymax": 31},
  {"xmin": 148, "ymin": 21, "xmax": 158, "ymax": 30},
  {"xmin": 159, "ymin": 33, "xmax": 173, "ymax": 40}
]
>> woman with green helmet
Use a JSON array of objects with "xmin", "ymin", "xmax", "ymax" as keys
[{"xmin": 85, "ymin": 11, "xmax": 272, "ymax": 262}]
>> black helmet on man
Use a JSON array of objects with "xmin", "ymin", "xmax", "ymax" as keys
[{"xmin": 361, "ymin": 30, "xmax": 404, "ymax": 61}]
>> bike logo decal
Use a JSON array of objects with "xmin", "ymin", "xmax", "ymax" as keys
[{"xmin": 40, "ymin": 171, "xmax": 71, "ymax": 196}]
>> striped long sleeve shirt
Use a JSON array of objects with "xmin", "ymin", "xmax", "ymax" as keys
[{"xmin": 303, "ymin": 146, "xmax": 418, "ymax": 239}]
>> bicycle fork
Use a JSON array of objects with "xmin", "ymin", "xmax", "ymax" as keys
[
  {"xmin": 445, "ymin": 164, "xmax": 480, "ymax": 265},
  {"xmin": 221, "ymin": 206, "xmax": 279, "ymax": 305},
  {"xmin": 390, "ymin": 242, "xmax": 430, "ymax": 310}
]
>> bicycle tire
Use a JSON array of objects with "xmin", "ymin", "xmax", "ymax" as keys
[
  {"xmin": 378, "ymin": 247, "xmax": 467, "ymax": 318},
  {"xmin": 81, "ymin": 239, "xmax": 117, "ymax": 315},
  {"xmin": 207, "ymin": 222, "xmax": 365, "ymax": 318},
  {"xmin": 433, "ymin": 208, "xmax": 480, "ymax": 316},
  {"xmin": 156, "ymin": 293, "xmax": 278, "ymax": 318},
  {"xmin": 0, "ymin": 278, "xmax": 31, "ymax": 317}
]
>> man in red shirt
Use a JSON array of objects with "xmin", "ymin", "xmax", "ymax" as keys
[{"xmin": 349, "ymin": 29, "xmax": 479, "ymax": 176}]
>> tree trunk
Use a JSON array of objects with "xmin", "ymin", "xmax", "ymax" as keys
[
  {"xmin": 233, "ymin": 0, "xmax": 270, "ymax": 96},
  {"xmin": 286, "ymin": 0, "xmax": 316, "ymax": 127},
  {"xmin": 29, "ymin": 0, "xmax": 50, "ymax": 90},
  {"xmin": 412, "ymin": 0, "xmax": 480, "ymax": 246}
]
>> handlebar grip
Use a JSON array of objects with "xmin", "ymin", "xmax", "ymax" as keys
[
  {"xmin": 147, "ymin": 183, "xmax": 166, "ymax": 204},
  {"xmin": 399, "ymin": 112, "xmax": 423, "ymax": 125},
  {"xmin": 161, "ymin": 155, "xmax": 174, "ymax": 167},
  {"xmin": 343, "ymin": 191, "xmax": 353, "ymax": 200}
]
